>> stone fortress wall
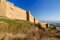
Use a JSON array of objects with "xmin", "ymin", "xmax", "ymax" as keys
[
  {"xmin": 0, "ymin": 0, "xmax": 50, "ymax": 28},
  {"xmin": 6, "ymin": 2, "xmax": 27, "ymax": 20},
  {"xmin": 0, "ymin": 0, "xmax": 6, "ymax": 16}
]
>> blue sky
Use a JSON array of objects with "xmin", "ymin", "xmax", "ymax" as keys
[{"xmin": 8, "ymin": 0, "xmax": 60, "ymax": 21}]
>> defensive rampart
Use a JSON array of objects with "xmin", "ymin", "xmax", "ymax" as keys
[{"xmin": 0, "ymin": 0, "xmax": 49, "ymax": 28}]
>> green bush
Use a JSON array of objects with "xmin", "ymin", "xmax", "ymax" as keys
[
  {"xmin": 35, "ymin": 23, "xmax": 44, "ymax": 30},
  {"xmin": 49, "ymin": 27, "xmax": 54, "ymax": 31}
]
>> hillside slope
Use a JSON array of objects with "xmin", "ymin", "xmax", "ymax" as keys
[{"xmin": 0, "ymin": 18, "xmax": 60, "ymax": 40}]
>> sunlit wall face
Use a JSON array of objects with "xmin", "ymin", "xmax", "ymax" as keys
[{"xmin": 8, "ymin": 0, "xmax": 60, "ymax": 21}]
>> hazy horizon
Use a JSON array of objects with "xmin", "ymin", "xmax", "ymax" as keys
[{"xmin": 8, "ymin": 0, "xmax": 60, "ymax": 21}]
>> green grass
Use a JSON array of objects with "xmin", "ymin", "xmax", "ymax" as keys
[
  {"xmin": 0, "ymin": 18, "xmax": 36, "ymax": 33},
  {"xmin": 0, "ymin": 18, "xmax": 60, "ymax": 40}
]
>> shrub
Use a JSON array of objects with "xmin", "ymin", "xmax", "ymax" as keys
[
  {"xmin": 35, "ymin": 23, "xmax": 45, "ymax": 30},
  {"xmin": 49, "ymin": 27, "xmax": 54, "ymax": 31},
  {"xmin": 53, "ymin": 27, "xmax": 56, "ymax": 30}
]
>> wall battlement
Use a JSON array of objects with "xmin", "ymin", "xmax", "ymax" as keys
[{"xmin": 0, "ymin": 0, "xmax": 50, "ymax": 28}]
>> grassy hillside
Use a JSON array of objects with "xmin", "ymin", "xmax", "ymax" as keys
[
  {"xmin": 0, "ymin": 18, "xmax": 60, "ymax": 40},
  {"xmin": 0, "ymin": 18, "xmax": 36, "ymax": 33}
]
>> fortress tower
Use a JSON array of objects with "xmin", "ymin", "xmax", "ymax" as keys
[
  {"xmin": 0, "ymin": 0, "xmax": 6, "ymax": 17},
  {"xmin": 26, "ymin": 11, "xmax": 30, "ymax": 21}
]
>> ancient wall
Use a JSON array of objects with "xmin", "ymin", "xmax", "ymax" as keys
[
  {"xmin": 29, "ymin": 12, "xmax": 34, "ymax": 23},
  {"xmin": 0, "ymin": 0, "xmax": 6, "ymax": 16},
  {"xmin": 5, "ymin": 2, "xmax": 27, "ymax": 20},
  {"xmin": 40, "ymin": 22, "xmax": 48, "ymax": 28},
  {"xmin": 5, "ymin": 2, "xmax": 37, "ymax": 23},
  {"xmin": 0, "ymin": 0, "xmax": 50, "ymax": 28},
  {"xmin": 26, "ymin": 11, "xmax": 30, "ymax": 21},
  {"xmin": 35, "ymin": 18, "xmax": 40, "ymax": 23}
]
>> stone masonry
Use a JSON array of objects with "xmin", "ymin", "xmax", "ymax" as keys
[{"xmin": 0, "ymin": 0, "xmax": 50, "ymax": 28}]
